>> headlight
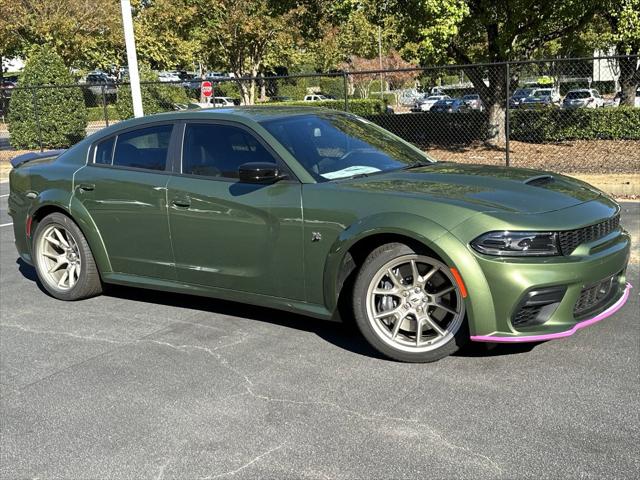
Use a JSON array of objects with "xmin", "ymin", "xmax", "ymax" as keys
[{"xmin": 471, "ymin": 231, "xmax": 559, "ymax": 256}]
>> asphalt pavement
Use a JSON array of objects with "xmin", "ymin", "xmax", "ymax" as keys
[{"xmin": 0, "ymin": 183, "xmax": 638, "ymax": 479}]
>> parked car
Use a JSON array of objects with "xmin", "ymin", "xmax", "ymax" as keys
[
  {"xmin": 520, "ymin": 88, "xmax": 561, "ymax": 109},
  {"xmin": 82, "ymin": 73, "xmax": 118, "ymax": 99},
  {"xmin": 430, "ymin": 98, "xmax": 468, "ymax": 113},
  {"xmin": 562, "ymin": 89, "xmax": 604, "ymax": 109},
  {"xmin": 8, "ymin": 107, "xmax": 631, "ymax": 362},
  {"xmin": 461, "ymin": 94, "xmax": 484, "ymax": 111},
  {"xmin": 304, "ymin": 94, "xmax": 330, "ymax": 101},
  {"xmin": 612, "ymin": 89, "xmax": 640, "ymax": 107},
  {"xmin": 158, "ymin": 72, "xmax": 182, "ymax": 83},
  {"xmin": 509, "ymin": 88, "xmax": 534, "ymax": 109},
  {"xmin": 411, "ymin": 95, "xmax": 451, "ymax": 112}
]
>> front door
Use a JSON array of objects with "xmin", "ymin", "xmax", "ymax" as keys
[
  {"xmin": 166, "ymin": 122, "xmax": 304, "ymax": 300},
  {"xmin": 73, "ymin": 123, "xmax": 176, "ymax": 279}
]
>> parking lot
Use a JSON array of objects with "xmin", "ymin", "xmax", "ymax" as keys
[{"xmin": 0, "ymin": 180, "xmax": 638, "ymax": 479}]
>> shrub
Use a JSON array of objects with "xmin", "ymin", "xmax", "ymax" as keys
[
  {"xmin": 263, "ymin": 98, "xmax": 387, "ymax": 116},
  {"xmin": 116, "ymin": 67, "xmax": 190, "ymax": 119},
  {"xmin": 511, "ymin": 107, "xmax": 640, "ymax": 142},
  {"xmin": 8, "ymin": 46, "xmax": 87, "ymax": 149}
]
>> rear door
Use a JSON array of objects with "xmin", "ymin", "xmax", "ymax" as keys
[
  {"xmin": 73, "ymin": 122, "xmax": 177, "ymax": 279},
  {"xmin": 166, "ymin": 121, "xmax": 304, "ymax": 300}
]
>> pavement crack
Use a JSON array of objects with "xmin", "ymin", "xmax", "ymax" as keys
[{"xmin": 201, "ymin": 442, "xmax": 287, "ymax": 479}]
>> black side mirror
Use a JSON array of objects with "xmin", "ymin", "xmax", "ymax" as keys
[{"xmin": 238, "ymin": 162, "xmax": 282, "ymax": 184}]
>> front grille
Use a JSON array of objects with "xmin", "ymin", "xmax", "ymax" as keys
[
  {"xmin": 573, "ymin": 275, "xmax": 618, "ymax": 317},
  {"xmin": 558, "ymin": 214, "xmax": 620, "ymax": 255}
]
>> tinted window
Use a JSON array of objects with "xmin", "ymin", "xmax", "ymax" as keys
[
  {"xmin": 113, "ymin": 124, "xmax": 173, "ymax": 171},
  {"xmin": 566, "ymin": 91, "xmax": 590, "ymax": 99},
  {"xmin": 94, "ymin": 137, "xmax": 115, "ymax": 165},
  {"xmin": 182, "ymin": 124, "xmax": 276, "ymax": 179}
]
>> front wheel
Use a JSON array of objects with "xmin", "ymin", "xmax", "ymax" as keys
[
  {"xmin": 32, "ymin": 212, "xmax": 103, "ymax": 301},
  {"xmin": 352, "ymin": 243, "xmax": 467, "ymax": 362}
]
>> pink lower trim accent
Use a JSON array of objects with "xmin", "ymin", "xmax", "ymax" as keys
[{"xmin": 470, "ymin": 283, "xmax": 633, "ymax": 343}]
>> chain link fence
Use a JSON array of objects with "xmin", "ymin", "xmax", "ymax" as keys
[{"xmin": 1, "ymin": 55, "xmax": 638, "ymax": 178}]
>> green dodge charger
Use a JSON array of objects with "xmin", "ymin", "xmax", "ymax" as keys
[{"xmin": 8, "ymin": 107, "xmax": 632, "ymax": 362}]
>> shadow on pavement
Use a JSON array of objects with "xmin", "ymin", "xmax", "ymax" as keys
[{"xmin": 16, "ymin": 257, "xmax": 539, "ymax": 361}]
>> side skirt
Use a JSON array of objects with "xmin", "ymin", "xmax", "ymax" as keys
[{"xmin": 102, "ymin": 272, "xmax": 336, "ymax": 321}]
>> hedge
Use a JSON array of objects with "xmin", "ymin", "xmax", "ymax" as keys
[
  {"xmin": 511, "ymin": 107, "xmax": 640, "ymax": 142},
  {"xmin": 8, "ymin": 46, "xmax": 87, "ymax": 149},
  {"xmin": 365, "ymin": 111, "xmax": 490, "ymax": 147},
  {"xmin": 263, "ymin": 98, "xmax": 387, "ymax": 116}
]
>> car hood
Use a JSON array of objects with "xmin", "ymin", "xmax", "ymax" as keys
[{"xmin": 337, "ymin": 163, "xmax": 602, "ymax": 214}]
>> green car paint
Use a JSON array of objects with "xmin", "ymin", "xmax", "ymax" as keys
[{"xmin": 8, "ymin": 107, "xmax": 631, "ymax": 342}]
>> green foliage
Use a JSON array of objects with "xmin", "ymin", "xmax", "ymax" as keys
[
  {"xmin": 116, "ymin": 69, "xmax": 190, "ymax": 119},
  {"xmin": 8, "ymin": 46, "xmax": 87, "ymax": 149},
  {"xmin": 263, "ymin": 99, "xmax": 387, "ymax": 116},
  {"xmin": 511, "ymin": 108, "xmax": 640, "ymax": 142},
  {"xmin": 86, "ymin": 106, "xmax": 121, "ymax": 122}
]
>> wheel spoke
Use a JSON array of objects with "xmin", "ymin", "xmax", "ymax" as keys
[
  {"xmin": 57, "ymin": 269, "xmax": 69, "ymax": 288},
  {"xmin": 410, "ymin": 260, "xmax": 421, "ymax": 287},
  {"xmin": 374, "ymin": 306, "xmax": 402, "ymax": 319},
  {"xmin": 415, "ymin": 320, "xmax": 423, "ymax": 346},
  {"xmin": 434, "ymin": 302, "xmax": 458, "ymax": 316},
  {"xmin": 422, "ymin": 267, "xmax": 438, "ymax": 284},
  {"xmin": 433, "ymin": 285, "xmax": 455, "ymax": 297},
  {"xmin": 386, "ymin": 268, "xmax": 403, "ymax": 289},
  {"xmin": 48, "ymin": 256, "xmax": 68, "ymax": 274},
  {"xmin": 391, "ymin": 313, "xmax": 408, "ymax": 338},
  {"xmin": 44, "ymin": 234, "xmax": 62, "ymax": 249},
  {"xmin": 53, "ymin": 228, "xmax": 70, "ymax": 248},
  {"xmin": 423, "ymin": 313, "xmax": 445, "ymax": 337},
  {"xmin": 41, "ymin": 251, "xmax": 59, "ymax": 260}
]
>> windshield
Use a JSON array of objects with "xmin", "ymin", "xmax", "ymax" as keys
[
  {"xmin": 566, "ymin": 91, "xmax": 590, "ymax": 99},
  {"xmin": 533, "ymin": 90, "xmax": 552, "ymax": 98},
  {"xmin": 261, "ymin": 113, "xmax": 434, "ymax": 181}
]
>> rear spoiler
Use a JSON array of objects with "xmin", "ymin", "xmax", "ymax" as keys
[{"xmin": 10, "ymin": 149, "xmax": 67, "ymax": 168}]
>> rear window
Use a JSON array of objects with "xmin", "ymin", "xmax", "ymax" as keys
[{"xmin": 111, "ymin": 124, "xmax": 173, "ymax": 171}]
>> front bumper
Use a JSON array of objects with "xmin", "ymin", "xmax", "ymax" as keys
[{"xmin": 470, "ymin": 282, "xmax": 632, "ymax": 342}]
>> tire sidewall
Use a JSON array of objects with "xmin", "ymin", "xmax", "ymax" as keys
[{"xmin": 352, "ymin": 243, "xmax": 468, "ymax": 363}]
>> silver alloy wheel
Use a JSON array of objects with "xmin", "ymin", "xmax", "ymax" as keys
[
  {"xmin": 36, "ymin": 225, "xmax": 82, "ymax": 291},
  {"xmin": 365, "ymin": 254, "xmax": 465, "ymax": 353}
]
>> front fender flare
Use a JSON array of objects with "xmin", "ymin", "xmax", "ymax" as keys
[{"xmin": 322, "ymin": 213, "xmax": 495, "ymax": 332}]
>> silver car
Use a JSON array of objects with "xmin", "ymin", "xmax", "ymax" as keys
[{"xmin": 562, "ymin": 89, "xmax": 604, "ymax": 109}]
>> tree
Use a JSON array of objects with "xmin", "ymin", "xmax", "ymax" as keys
[
  {"xmin": 8, "ymin": 46, "xmax": 87, "ymax": 149},
  {"xmin": 3, "ymin": 0, "xmax": 123, "ymax": 70},
  {"xmin": 397, "ymin": 1, "xmax": 600, "ymax": 146},
  {"xmin": 597, "ymin": 0, "xmax": 640, "ymax": 106},
  {"xmin": 209, "ymin": 0, "xmax": 305, "ymax": 104}
]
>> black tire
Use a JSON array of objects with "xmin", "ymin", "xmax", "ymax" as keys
[
  {"xmin": 32, "ymin": 212, "xmax": 103, "ymax": 301},
  {"xmin": 352, "ymin": 242, "xmax": 468, "ymax": 363}
]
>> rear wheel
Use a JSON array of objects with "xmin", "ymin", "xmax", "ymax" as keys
[
  {"xmin": 353, "ymin": 243, "xmax": 467, "ymax": 362},
  {"xmin": 33, "ymin": 212, "xmax": 102, "ymax": 301}
]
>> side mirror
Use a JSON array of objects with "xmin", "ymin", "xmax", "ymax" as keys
[{"xmin": 238, "ymin": 162, "xmax": 281, "ymax": 184}]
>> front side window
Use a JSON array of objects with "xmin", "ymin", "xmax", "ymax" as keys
[
  {"xmin": 182, "ymin": 123, "xmax": 276, "ymax": 179},
  {"xmin": 261, "ymin": 113, "xmax": 434, "ymax": 181},
  {"xmin": 112, "ymin": 124, "xmax": 173, "ymax": 171}
]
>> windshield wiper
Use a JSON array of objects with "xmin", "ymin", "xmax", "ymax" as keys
[{"xmin": 401, "ymin": 162, "xmax": 433, "ymax": 171}]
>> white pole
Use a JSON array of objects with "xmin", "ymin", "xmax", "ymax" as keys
[{"xmin": 120, "ymin": 0, "xmax": 143, "ymax": 117}]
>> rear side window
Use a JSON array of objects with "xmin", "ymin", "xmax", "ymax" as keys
[
  {"xmin": 112, "ymin": 124, "xmax": 173, "ymax": 171},
  {"xmin": 182, "ymin": 123, "xmax": 276, "ymax": 179},
  {"xmin": 94, "ymin": 137, "xmax": 115, "ymax": 165}
]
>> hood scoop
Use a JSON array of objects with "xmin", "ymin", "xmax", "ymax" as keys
[{"xmin": 524, "ymin": 174, "xmax": 555, "ymax": 187}]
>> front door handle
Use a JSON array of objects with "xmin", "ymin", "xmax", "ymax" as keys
[
  {"xmin": 77, "ymin": 183, "xmax": 95, "ymax": 192},
  {"xmin": 171, "ymin": 197, "xmax": 191, "ymax": 208}
]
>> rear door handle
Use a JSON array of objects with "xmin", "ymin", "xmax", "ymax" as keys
[
  {"xmin": 77, "ymin": 183, "xmax": 95, "ymax": 192},
  {"xmin": 171, "ymin": 197, "xmax": 191, "ymax": 208}
]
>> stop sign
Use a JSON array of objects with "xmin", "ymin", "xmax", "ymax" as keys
[{"xmin": 201, "ymin": 81, "xmax": 213, "ymax": 97}]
